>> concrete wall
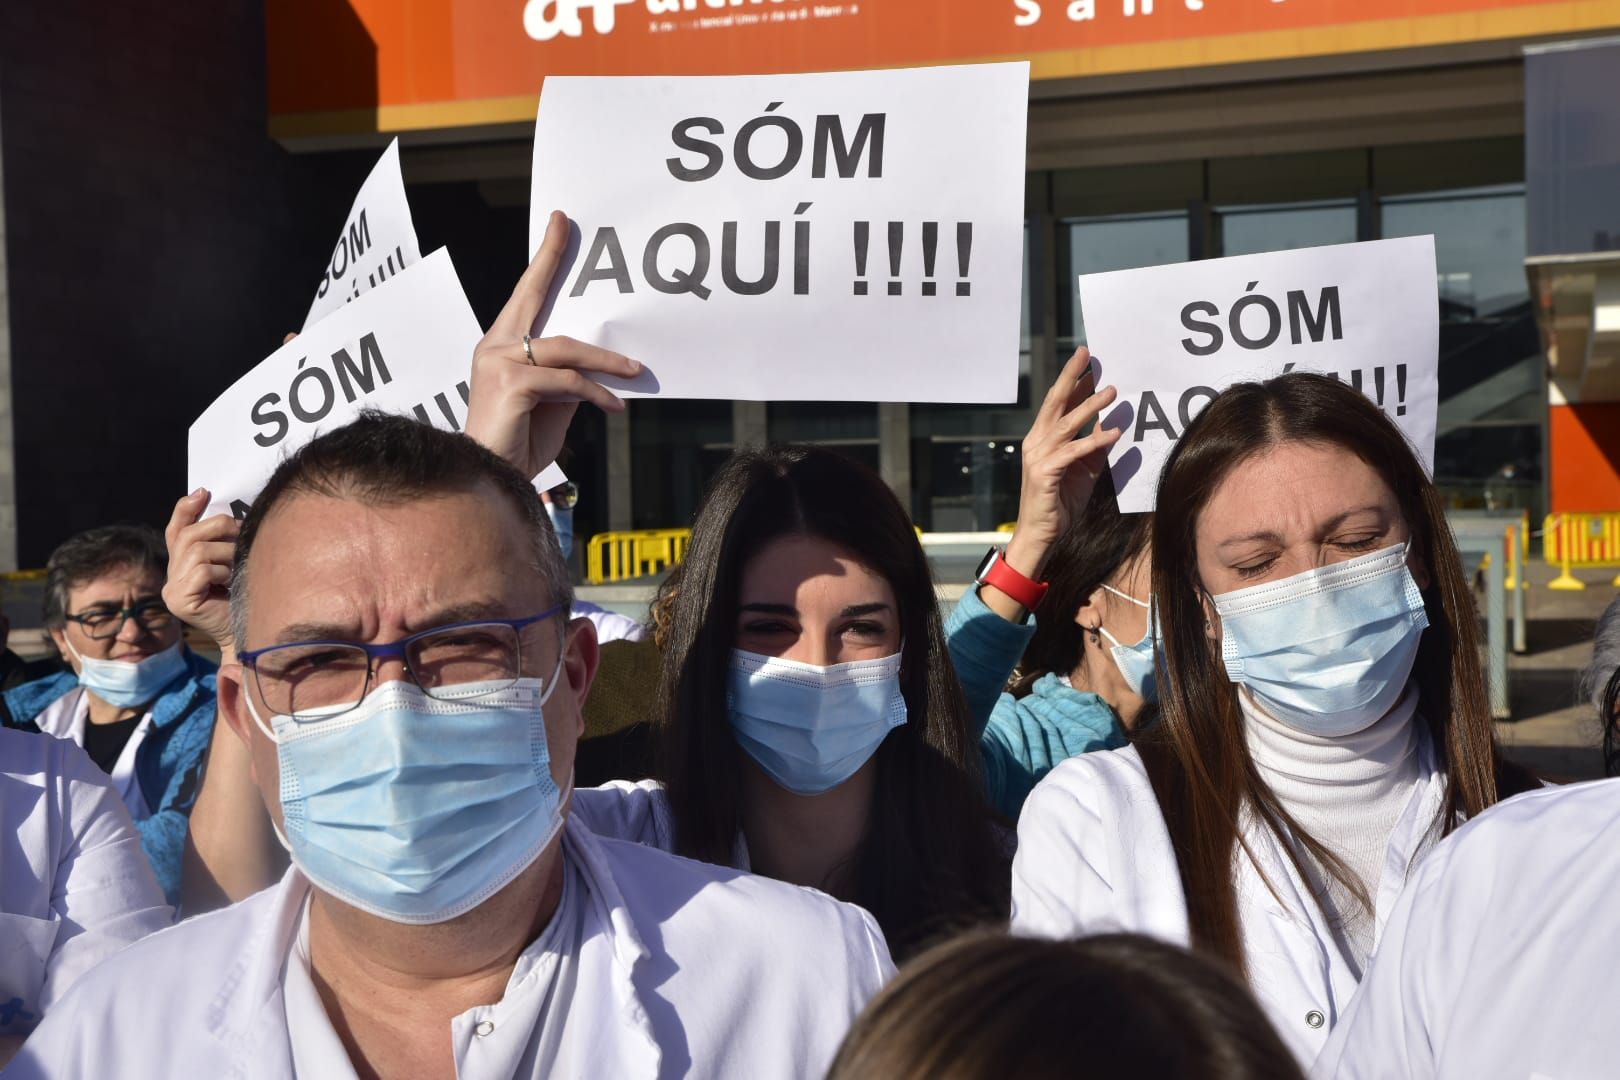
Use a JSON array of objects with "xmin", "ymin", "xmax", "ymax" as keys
[{"xmin": 0, "ymin": 1, "xmax": 375, "ymax": 566}]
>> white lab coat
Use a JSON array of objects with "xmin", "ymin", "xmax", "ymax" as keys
[
  {"xmin": 0, "ymin": 727, "xmax": 171, "ymax": 1038},
  {"xmin": 572, "ymin": 780, "xmax": 753, "ymax": 867},
  {"xmin": 572, "ymin": 600, "xmax": 647, "ymax": 645},
  {"xmin": 33, "ymin": 688, "xmax": 152, "ymax": 820},
  {"xmin": 6, "ymin": 813, "xmax": 894, "ymax": 1079},
  {"xmin": 1011, "ymin": 740, "xmax": 1447, "ymax": 1067},
  {"xmin": 1312, "ymin": 778, "xmax": 1619, "ymax": 1079}
]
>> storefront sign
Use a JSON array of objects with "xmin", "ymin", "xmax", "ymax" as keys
[{"xmin": 268, "ymin": 0, "xmax": 1608, "ymax": 138}]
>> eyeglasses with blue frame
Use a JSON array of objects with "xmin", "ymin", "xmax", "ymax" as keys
[{"xmin": 238, "ymin": 606, "xmax": 565, "ymax": 722}]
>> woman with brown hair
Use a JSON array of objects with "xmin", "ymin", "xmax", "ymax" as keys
[
  {"xmin": 828, "ymin": 931, "xmax": 1303, "ymax": 1080},
  {"xmin": 1011, "ymin": 372, "xmax": 1536, "ymax": 1068}
]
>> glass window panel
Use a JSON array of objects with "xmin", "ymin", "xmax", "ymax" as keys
[
  {"xmin": 767, "ymin": 403, "xmax": 877, "ymax": 442},
  {"xmin": 1060, "ymin": 213, "xmax": 1190, "ymax": 346},
  {"xmin": 914, "ymin": 438, "xmax": 1023, "ymax": 532},
  {"xmin": 1217, "ymin": 202, "xmax": 1357, "ymax": 257},
  {"xmin": 628, "ymin": 399, "xmax": 731, "ymax": 530},
  {"xmin": 1381, "ymin": 187, "xmax": 1527, "ymax": 320},
  {"xmin": 1433, "ymin": 423, "xmax": 1542, "ymax": 512}
]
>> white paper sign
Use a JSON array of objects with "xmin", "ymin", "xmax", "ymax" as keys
[
  {"xmin": 194, "ymin": 249, "xmax": 564, "ymax": 519},
  {"xmin": 1078, "ymin": 236, "xmax": 1440, "ymax": 513},
  {"xmin": 528, "ymin": 63, "xmax": 1029, "ymax": 402},
  {"xmin": 304, "ymin": 139, "xmax": 421, "ymax": 330}
]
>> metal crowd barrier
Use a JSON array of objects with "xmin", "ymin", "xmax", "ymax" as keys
[
  {"xmin": 1543, "ymin": 512, "xmax": 1620, "ymax": 590},
  {"xmin": 1447, "ymin": 514, "xmax": 1523, "ymax": 719},
  {"xmin": 585, "ymin": 529, "xmax": 692, "ymax": 585}
]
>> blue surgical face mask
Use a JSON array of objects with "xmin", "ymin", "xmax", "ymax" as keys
[
  {"xmin": 246, "ymin": 667, "xmax": 566, "ymax": 925},
  {"xmin": 545, "ymin": 501, "xmax": 574, "ymax": 561},
  {"xmin": 1096, "ymin": 585, "xmax": 1159, "ymax": 703},
  {"xmin": 1210, "ymin": 542, "xmax": 1428, "ymax": 738},
  {"xmin": 66, "ymin": 639, "xmax": 187, "ymax": 709},
  {"xmin": 728, "ymin": 649, "xmax": 907, "ymax": 796}
]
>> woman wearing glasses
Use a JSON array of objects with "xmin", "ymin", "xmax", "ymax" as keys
[{"xmin": 1, "ymin": 524, "xmax": 217, "ymax": 906}]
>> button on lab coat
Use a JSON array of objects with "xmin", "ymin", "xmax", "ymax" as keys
[
  {"xmin": 0, "ymin": 727, "xmax": 171, "ymax": 1038},
  {"xmin": 6, "ymin": 814, "xmax": 894, "ymax": 1079},
  {"xmin": 1312, "ymin": 779, "xmax": 1620, "ymax": 1079},
  {"xmin": 1011, "ymin": 741, "xmax": 1447, "ymax": 1068}
]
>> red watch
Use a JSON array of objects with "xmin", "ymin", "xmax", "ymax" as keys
[{"xmin": 975, "ymin": 547, "xmax": 1049, "ymax": 612}]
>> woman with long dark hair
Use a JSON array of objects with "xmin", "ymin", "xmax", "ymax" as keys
[
  {"xmin": 1011, "ymin": 372, "xmax": 1537, "ymax": 1066},
  {"xmin": 944, "ymin": 353, "xmax": 1155, "ymax": 817},
  {"xmin": 572, "ymin": 444, "xmax": 1020, "ymax": 957}
]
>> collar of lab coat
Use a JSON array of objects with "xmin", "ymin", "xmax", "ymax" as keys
[{"xmin": 205, "ymin": 815, "xmax": 662, "ymax": 1076}]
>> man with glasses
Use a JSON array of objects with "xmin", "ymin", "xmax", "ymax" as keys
[
  {"xmin": 2, "ymin": 524, "xmax": 217, "ymax": 905},
  {"xmin": 8, "ymin": 412, "xmax": 892, "ymax": 1080}
]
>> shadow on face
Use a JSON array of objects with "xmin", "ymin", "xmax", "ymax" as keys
[{"xmin": 733, "ymin": 534, "xmax": 901, "ymax": 668}]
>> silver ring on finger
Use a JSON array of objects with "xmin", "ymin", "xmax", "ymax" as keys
[{"xmin": 522, "ymin": 333, "xmax": 536, "ymax": 366}]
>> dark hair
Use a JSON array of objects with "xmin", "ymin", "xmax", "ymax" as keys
[
  {"xmin": 1585, "ymin": 597, "xmax": 1620, "ymax": 776},
  {"xmin": 44, "ymin": 524, "xmax": 168, "ymax": 629},
  {"xmin": 230, "ymin": 411, "xmax": 568, "ymax": 647},
  {"xmin": 827, "ymin": 930, "xmax": 1304, "ymax": 1080},
  {"xmin": 1143, "ymin": 372, "xmax": 1535, "ymax": 978},
  {"xmin": 657, "ymin": 445, "xmax": 1010, "ymax": 958},
  {"xmin": 1012, "ymin": 473, "xmax": 1152, "ymax": 695}
]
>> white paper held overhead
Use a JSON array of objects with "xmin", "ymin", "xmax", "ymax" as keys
[
  {"xmin": 528, "ymin": 63, "xmax": 1030, "ymax": 403},
  {"xmin": 1077, "ymin": 236, "xmax": 1440, "ymax": 513},
  {"xmin": 194, "ymin": 249, "xmax": 563, "ymax": 520},
  {"xmin": 304, "ymin": 138, "xmax": 422, "ymax": 330}
]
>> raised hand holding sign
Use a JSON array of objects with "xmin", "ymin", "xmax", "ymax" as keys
[{"xmin": 466, "ymin": 210, "xmax": 643, "ymax": 480}]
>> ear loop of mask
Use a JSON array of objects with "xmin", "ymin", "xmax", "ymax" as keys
[{"xmin": 1096, "ymin": 584, "xmax": 1152, "ymax": 648}]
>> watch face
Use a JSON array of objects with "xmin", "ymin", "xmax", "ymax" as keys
[{"xmin": 975, "ymin": 547, "xmax": 1002, "ymax": 581}]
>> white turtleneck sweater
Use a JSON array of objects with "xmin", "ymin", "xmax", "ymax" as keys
[{"xmin": 1242, "ymin": 685, "xmax": 1423, "ymax": 976}]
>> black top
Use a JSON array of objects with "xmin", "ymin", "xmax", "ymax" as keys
[{"xmin": 83, "ymin": 715, "xmax": 143, "ymax": 774}]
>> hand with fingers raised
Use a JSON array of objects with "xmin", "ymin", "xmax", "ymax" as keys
[
  {"xmin": 465, "ymin": 210, "xmax": 643, "ymax": 479},
  {"xmin": 1000, "ymin": 347, "xmax": 1123, "ymax": 589},
  {"xmin": 163, "ymin": 489, "xmax": 241, "ymax": 656}
]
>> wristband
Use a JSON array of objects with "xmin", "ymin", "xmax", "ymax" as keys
[{"xmin": 974, "ymin": 548, "xmax": 1049, "ymax": 612}]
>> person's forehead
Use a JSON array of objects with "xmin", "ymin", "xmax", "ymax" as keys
[
  {"xmin": 69, "ymin": 562, "xmax": 163, "ymax": 601},
  {"xmin": 739, "ymin": 534, "xmax": 895, "ymax": 605},
  {"xmin": 1200, "ymin": 442, "xmax": 1392, "ymax": 537},
  {"xmin": 246, "ymin": 487, "xmax": 541, "ymax": 628}
]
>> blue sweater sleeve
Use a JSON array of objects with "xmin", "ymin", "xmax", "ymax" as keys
[
  {"xmin": 977, "ymin": 683, "xmax": 1126, "ymax": 819},
  {"xmin": 944, "ymin": 585, "xmax": 1037, "ymax": 737},
  {"xmin": 945, "ymin": 588, "xmax": 1127, "ymax": 819}
]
